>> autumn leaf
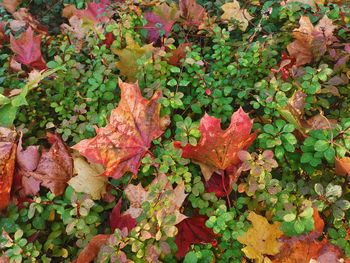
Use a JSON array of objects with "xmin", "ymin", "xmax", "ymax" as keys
[
  {"xmin": 0, "ymin": 127, "xmax": 17, "ymax": 210},
  {"xmin": 204, "ymin": 171, "xmax": 231, "ymax": 197},
  {"xmin": 0, "ymin": 22, "xmax": 7, "ymax": 48},
  {"xmin": 335, "ymin": 157, "xmax": 350, "ymax": 176},
  {"xmin": 174, "ymin": 107, "xmax": 256, "ymax": 181},
  {"xmin": 221, "ymin": 0, "xmax": 253, "ymax": 31},
  {"xmin": 179, "ymin": 0, "xmax": 208, "ymax": 28},
  {"xmin": 15, "ymin": 133, "xmax": 40, "ymax": 196},
  {"xmin": 287, "ymin": 16, "xmax": 337, "ymax": 66},
  {"xmin": 167, "ymin": 43, "xmax": 192, "ymax": 66},
  {"xmin": 175, "ymin": 216, "xmax": 217, "ymax": 259},
  {"xmin": 21, "ymin": 133, "xmax": 73, "ymax": 196},
  {"xmin": 73, "ymin": 80, "xmax": 163, "ymax": 179},
  {"xmin": 10, "ymin": 27, "xmax": 47, "ymax": 70},
  {"xmin": 2, "ymin": 0, "xmax": 21, "ymax": 14},
  {"xmin": 113, "ymin": 36, "xmax": 154, "ymax": 81},
  {"xmin": 144, "ymin": 3, "xmax": 179, "ymax": 42},
  {"xmin": 124, "ymin": 174, "xmax": 187, "ymax": 224},
  {"xmin": 75, "ymin": 1, "xmax": 111, "ymax": 25},
  {"xmin": 76, "ymin": 234, "xmax": 110, "ymax": 263},
  {"xmin": 109, "ymin": 199, "xmax": 137, "ymax": 232},
  {"xmin": 237, "ymin": 212, "xmax": 283, "ymax": 262},
  {"xmin": 272, "ymin": 209, "xmax": 347, "ymax": 262},
  {"xmin": 12, "ymin": 8, "xmax": 48, "ymax": 35},
  {"xmin": 286, "ymin": 0, "xmax": 324, "ymax": 8},
  {"xmin": 68, "ymin": 156, "xmax": 107, "ymax": 200},
  {"xmin": 279, "ymin": 90, "xmax": 337, "ymax": 135}
]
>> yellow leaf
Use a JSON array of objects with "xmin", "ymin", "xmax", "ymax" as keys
[
  {"xmin": 221, "ymin": 0, "xmax": 253, "ymax": 31},
  {"xmin": 68, "ymin": 157, "xmax": 107, "ymax": 200},
  {"xmin": 286, "ymin": 0, "xmax": 325, "ymax": 8},
  {"xmin": 113, "ymin": 35, "xmax": 154, "ymax": 81},
  {"xmin": 237, "ymin": 212, "xmax": 283, "ymax": 263}
]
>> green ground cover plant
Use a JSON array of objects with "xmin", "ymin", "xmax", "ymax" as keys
[{"xmin": 0, "ymin": 0, "xmax": 350, "ymax": 262}]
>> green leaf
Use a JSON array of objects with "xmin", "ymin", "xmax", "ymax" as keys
[
  {"xmin": 314, "ymin": 140, "xmax": 329, "ymax": 152},
  {"xmin": 283, "ymin": 213, "xmax": 296, "ymax": 222},
  {"xmin": 325, "ymin": 184, "xmax": 342, "ymax": 199},
  {"xmin": 294, "ymin": 219, "xmax": 305, "ymax": 234},
  {"xmin": 184, "ymin": 251, "xmax": 198, "ymax": 263},
  {"xmin": 263, "ymin": 124, "xmax": 276, "ymax": 135},
  {"xmin": 335, "ymin": 200, "xmax": 350, "ymax": 210},
  {"xmin": 314, "ymin": 183, "xmax": 324, "ymax": 196},
  {"xmin": 299, "ymin": 207, "xmax": 313, "ymax": 218},
  {"xmin": 0, "ymin": 104, "xmax": 17, "ymax": 127},
  {"xmin": 323, "ymin": 147, "xmax": 335, "ymax": 163}
]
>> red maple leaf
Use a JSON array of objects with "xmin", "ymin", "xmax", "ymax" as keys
[
  {"xmin": 10, "ymin": 27, "xmax": 46, "ymax": 70},
  {"xmin": 175, "ymin": 216, "xmax": 217, "ymax": 259},
  {"xmin": 174, "ymin": 107, "xmax": 256, "ymax": 181},
  {"xmin": 167, "ymin": 43, "xmax": 192, "ymax": 66},
  {"xmin": 72, "ymin": 80, "xmax": 163, "ymax": 179},
  {"xmin": 179, "ymin": 0, "xmax": 207, "ymax": 28},
  {"xmin": 109, "ymin": 199, "xmax": 137, "ymax": 232},
  {"xmin": 75, "ymin": 1, "xmax": 111, "ymax": 24},
  {"xmin": 19, "ymin": 133, "xmax": 73, "ymax": 196}
]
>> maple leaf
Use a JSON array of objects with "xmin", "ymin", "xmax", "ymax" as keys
[
  {"xmin": 20, "ymin": 133, "xmax": 73, "ymax": 196},
  {"xmin": 12, "ymin": 8, "xmax": 48, "ymax": 35},
  {"xmin": 179, "ymin": 0, "xmax": 208, "ymax": 28},
  {"xmin": 167, "ymin": 43, "xmax": 192, "ymax": 66},
  {"xmin": 237, "ymin": 212, "xmax": 283, "ymax": 262},
  {"xmin": 221, "ymin": 0, "xmax": 253, "ymax": 31},
  {"xmin": 279, "ymin": 90, "xmax": 337, "ymax": 135},
  {"xmin": 15, "ymin": 133, "xmax": 41, "ymax": 196},
  {"xmin": 144, "ymin": 3, "xmax": 179, "ymax": 42},
  {"xmin": 335, "ymin": 157, "xmax": 350, "ymax": 176},
  {"xmin": 10, "ymin": 27, "xmax": 46, "ymax": 70},
  {"xmin": 124, "ymin": 174, "xmax": 187, "ymax": 224},
  {"xmin": 72, "ymin": 80, "xmax": 163, "ymax": 179},
  {"xmin": 76, "ymin": 234, "xmax": 110, "ymax": 263},
  {"xmin": 174, "ymin": 107, "xmax": 256, "ymax": 181},
  {"xmin": 2, "ymin": 0, "xmax": 21, "ymax": 14},
  {"xmin": 272, "ymin": 209, "xmax": 347, "ymax": 263},
  {"xmin": 68, "ymin": 156, "xmax": 107, "ymax": 200},
  {"xmin": 175, "ymin": 216, "xmax": 217, "ymax": 259},
  {"xmin": 109, "ymin": 199, "xmax": 137, "ymax": 232},
  {"xmin": 287, "ymin": 16, "xmax": 337, "ymax": 66},
  {"xmin": 0, "ymin": 127, "xmax": 17, "ymax": 210},
  {"xmin": 113, "ymin": 36, "xmax": 154, "ymax": 81},
  {"xmin": 75, "ymin": 1, "xmax": 111, "ymax": 25}
]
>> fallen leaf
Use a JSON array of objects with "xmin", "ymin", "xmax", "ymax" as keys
[
  {"xmin": 167, "ymin": 43, "xmax": 192, "ymax": 66},
  {"xmin": 113, "ymin": 36, "xmax": 154, "ymax": 81},
  {"xmin": 62, "ymin": 4, "xmax": 77, "ymax": 19},
  {"xmin": 179, "ymin": 0, "xmax": 208, "ymax": 28},
  {"xmin": 0, "ymin": 127, "xmax": 17, "ymax": 210},
  {"xmin": 221, "ymin": 0, "xmax": 253, "ymax": 31},
  {"xmin": 2, "ymin": 0, "xmax": 21, "ymax": 14},
  {"xmin": 204, "ymin": 171, "xmax": 231, "ymax": 198},
  {"xmin": 286, "ymin": 0, "xmax": 322, "ymax": 8},
  {"xmin": 68, "ymin": 157, "xmax": 107, "ymax": 200},
  {"xmin": 174, "ymin": 107, "xmax": 256, "ymax": 181},
  {"xmin": 16, "ymin": 133, "xmax": 40, "ymax": 172},
  {"xmin": 287, "ymin": 16, "xmax": 337, "ymax": 66},
  {"xmin": 75, "ymin": 1, "xmax": 111, "ymax": 25},
  {"xmin": 272, "ymin": 209, "xmax": 347, "ymax": 263},
  {"xmin": 124, "ymin": 174, "xmax": 187, "ymax": 224},
  {"xmin": 76, "ymin": 234, "xmax": 109, "ymax": 263},
  {"xmin": 175, "ymin": 216, "xmax": 217, "ymax": 259},
  {"xmin": 144, "ymin": 3, "xmax": 179, "ymax": 42},
  {"xmin": 12, "ymin": 8, "xmax": 48, "ymax": 35},
  {"xmin": 109, "ymin": 199, "xmax": 137, "ymax": 232},
  {"xmin": 237, "ymin": 212, "xmax": 283, "ymax": 262},
  {"xmin": 0, "ymin": 22, "xmax": 7, "ymax": 48},
  {"xmin": 10, "ymin": 27, "xmax": 47, "ymax": 70},
  {"xmin": 335, "ymin": 157, "xmax": 350, "ymax": 176},
  {"xmin": 73, "ymin": 80, "xmax": 163, "ymax": 179},
  {"xmin": 22, "ymin": 133, "xmax": 73, "ymax": 196}
]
